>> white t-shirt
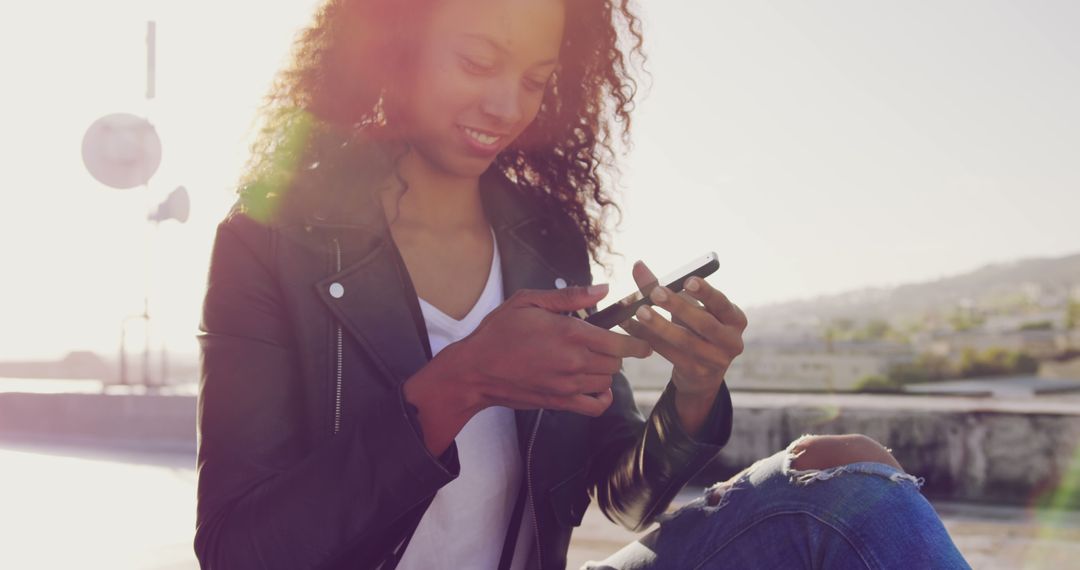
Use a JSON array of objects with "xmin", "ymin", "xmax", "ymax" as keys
[{"xmin": 397, "ymin": 228, "xmax": 534, "ymax": 570}]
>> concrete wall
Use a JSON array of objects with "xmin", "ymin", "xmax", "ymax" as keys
[
  {"xmin": 1040, "ymin": 356, "xmax": 1080, "ymax": 380},
  {"xmin": 3, "ymin": 390, "xmax": 1078, "ymax": 509},
  {"xmin": 0, "ymin": 392, "xmax": 195, "ymax": 453},
  {"xmin": 637, "ymin": 391, "xmax": 1080, "ymax": 509}
]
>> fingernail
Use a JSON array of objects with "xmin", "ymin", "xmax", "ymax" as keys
[
  {"xmin": 636, "ymin": 305, "xmax": 652, "ymax": 321},
  {"xmin": 588, "ymin": 283, "xmax": 609, "ymax": 296},
  {"xmin": 651, "ymin": 287, "xmax": 668, "ymax": 303},
  {"xmin": 686, "ymin": 277, "xmax": 700, "ymax": 292}
]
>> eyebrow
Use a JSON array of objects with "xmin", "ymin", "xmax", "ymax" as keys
[{"xmin": 461, "ymin": 33, "xmax": 559, "ymax": 67}]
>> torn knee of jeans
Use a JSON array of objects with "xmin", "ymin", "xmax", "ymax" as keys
[
  {"xmin": 788, "ymin": 433, "xmax": 903, "ymax": 470},
  {"xmin": 702, "ymin": 472, "xmax": 749, "ymax": 511},
  {"xmin": 655, "ymin": 478, "xmax": 746, "ymax": 524},
  {"xmin": 782, "ymin": 434, "xmax": 925, "ymax": 489}
]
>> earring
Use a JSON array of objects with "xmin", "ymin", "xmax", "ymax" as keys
[{"xmin": 372, "ymin": 88, "xmax": 388, "ymax": 127}]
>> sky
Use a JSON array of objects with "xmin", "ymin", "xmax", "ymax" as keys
[{"xmin": 1, "ymin": 0, "xmax": 1078, "ymax": 361}]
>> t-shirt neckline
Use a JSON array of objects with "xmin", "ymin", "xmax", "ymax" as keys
[{"xmin": 417, "ymin": 227, "xmax": 500, "ymax": 331}]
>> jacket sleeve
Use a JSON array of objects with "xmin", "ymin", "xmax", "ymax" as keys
[
  {"xmin": 194, "ymin": 217, "xmax": 459, "ymax": 569},
  {"xmin": 587, "ymin": 369, "xmax": 733, "ymax": 532}
]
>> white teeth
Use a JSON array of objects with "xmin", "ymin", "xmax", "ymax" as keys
[{"xmin": 463, "ymin": 127, "xmax": 500, "ymax": 146}]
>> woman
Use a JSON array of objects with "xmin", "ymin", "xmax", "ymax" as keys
[{"xmin": 195, "ymin": 0, "xmax": 970, "ymax": 568}]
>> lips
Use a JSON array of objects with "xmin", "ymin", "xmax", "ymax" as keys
[{"xmin": 457, "ymin": 125, "xmax": 508, "ymax": 156}]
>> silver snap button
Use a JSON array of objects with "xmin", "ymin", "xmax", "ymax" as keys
[
  {"xmin": 554, "ymin": 277, "xmax": 567, "ymax": 289},
  {"xmin": 329, "ymin": 282, "xmax": 345, "ymax": 299}
]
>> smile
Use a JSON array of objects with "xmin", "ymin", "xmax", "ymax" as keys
[{"xmin": 459, "ymin": 125, "xmax": 503, "ymax": 147}]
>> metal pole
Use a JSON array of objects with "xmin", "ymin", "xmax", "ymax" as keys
[
  {"xmin": 142, "ymin": 298, "xmax": 151, "ymax": 389},
  {"xmin": 146, "ymin": 21, "xmax": 156, "ymax": 100},
  {"xmin": 119, "ymin": 325, "xmax": 127, "ymax": 386},
  {"xmin": 160, "ymin": 340, "xmax": 168, "ymax": 388}
]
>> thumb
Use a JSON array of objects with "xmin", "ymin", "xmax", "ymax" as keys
[{"xmin": 518, "ymin": 284, "xmax": 609, "ymax": 313}]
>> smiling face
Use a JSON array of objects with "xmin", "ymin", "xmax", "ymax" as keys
[{"xmin": 398, "ymin": 0, "xmax": 564, "ymax": 178}]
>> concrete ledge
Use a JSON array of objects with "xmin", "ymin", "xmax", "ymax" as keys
[
  {"xmin": 0, "ymin": 392, "xmax": 196, "ymax": 453},
  {"xmin": 3, "ymin": 390, "xmax": 1078, "ymax": 509},
  {"xmin": 637, "ymin": 390, "xmax": 1080, "ymax": 509}
]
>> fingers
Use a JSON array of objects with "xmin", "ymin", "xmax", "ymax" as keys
[
  {"xmin": 683, "ymin": 277, "xmax": 748, "ymax": 332},
  {"xmin": 562, "ymin": 389, "xmax": 613, "ymax": 417},
  {"xmin": 649, "ymin": 285, "xmax": 745, "ymax": 354},
  {"xmin": 619, "ymin": 316, "xmax": 699, "ymax": 372},
  {"xmin": 541, "ymin": 385, "xmax": 614, "ymax": 417},
  {"xmin": 553, "ymin": 350, "xmax": 623, "ymax": 376},
  {"xmin": 495, "ymin": 384, "xmax": 614, "ymax": 417},
  {"xmin": 631, "ymin": 260, "xmax": 746, "ymax": 332},
  {"xmin": 631, "ymin": 260, "xmax": 660, "ymax": 297},
  {"xmin": 504, "ymin": 367, "xmax": 614, "ymax": 400},
  {"xmin": 513, "ymin": 284, "xmax": 609, "ymax": 313},
  {"xmin": 566, "ymin": 318, "xmax": 653, "ymax": 359},
  {"xmin": 620, "ymin": 305, "xmax": 734, "ymax": 372},
  {"xmin": 564, "ymin": 373, "xmax": 615, "ymax": 396}
]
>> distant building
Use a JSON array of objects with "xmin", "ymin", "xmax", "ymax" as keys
[
  {"xmin": 622, "ymin": 353, "xmax": 677, "ymax": 391},
  {"xmin": 982, "ymin": 309, "xmax": 1068, "ymax": 333},
  {"xmin": 723, "ymin": 340, "xmax": 914, "ymax": 392},
  {"xmin": 1039, "ymin": 356, "xmax": 1080, "ymax": 381},
  {"xmin": 924, "ymin": 329, "xmax": 1065, "ymax": 360},
  {"xmin": 0, "ymin": 351, "xmax": 111, "ymax": 380}
]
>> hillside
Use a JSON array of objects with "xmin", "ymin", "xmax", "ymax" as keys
[{"xmin": 746, "ymin": 252, "xmax": 1080, "ymax": 338}]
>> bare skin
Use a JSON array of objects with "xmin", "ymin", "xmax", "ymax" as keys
[
  {"xmin": 383, "ymin": 187, "xmax": 494, "ymax": 320},
  {"xmin": 790, "ymin": 434, "xmax": 903, "ymax": 472}
]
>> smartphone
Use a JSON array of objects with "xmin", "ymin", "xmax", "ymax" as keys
[{"xmin": 584, "ymin": 252, "xmax": 719, "ymax": 329}]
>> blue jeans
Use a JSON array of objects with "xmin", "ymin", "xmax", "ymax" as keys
[{"xmin": 583, "ymin": 436, "xmax": 971, "ymax": 569}]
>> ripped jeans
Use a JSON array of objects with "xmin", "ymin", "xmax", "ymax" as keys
[{"xmin": 583, "ymin": 436, "xmax": 971, "ymax": 569}]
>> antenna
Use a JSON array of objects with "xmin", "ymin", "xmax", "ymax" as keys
[{"xmin": 146, "ymin": 21, "xmax": 156, "ymax": 100}]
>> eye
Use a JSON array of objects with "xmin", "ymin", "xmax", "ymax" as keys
[
  {"xmin": 523, "ymin": 76, "xmax": 549, "ymax": 93},
  {"xmin": 459, "ymin": 56, "xmax": 495, "ymax": 75}
]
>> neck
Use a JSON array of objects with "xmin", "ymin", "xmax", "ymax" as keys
[{"xmin": 383, "ymin": 148, "xmax": 487, "ymax": 232}]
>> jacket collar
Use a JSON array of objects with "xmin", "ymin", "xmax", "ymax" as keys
[{"xmin": 312, "ymin": 165, "xmax": 593, "ymax": 390}]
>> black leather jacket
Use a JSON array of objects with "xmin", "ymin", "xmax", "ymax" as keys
[{"xmin": 194, "ymin": 164, "xmax": 733, "ymax": 569}]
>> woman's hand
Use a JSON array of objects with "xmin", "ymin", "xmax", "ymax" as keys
[
  {"xmin": 618, "ymin": 261, "xmax": 747, "ymax": 416},
  {"xmin": 405, "ymin": 284, "xmax": 651, "ymax": 455},
  {"xmin": 449, "ymin": 284, "xmax": 653, "ymax": 417}
]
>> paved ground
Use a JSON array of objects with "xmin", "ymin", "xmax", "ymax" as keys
[{"xmin": 2, "ymin": 439, "xmax": 1078, "ymax": 569}]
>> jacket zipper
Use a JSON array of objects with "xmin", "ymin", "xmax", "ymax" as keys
[
  {"xmin": 332, "ymin": 237, "xmax": 343, "ymax": 435},
  {"xmin": 526, "ymin": 409, "xmax": 544, "ymax": 569}
]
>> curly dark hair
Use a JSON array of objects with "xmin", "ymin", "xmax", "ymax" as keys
[{"xmin": 236, "ymin": 0, "xmax": 645, "ymax": 265}]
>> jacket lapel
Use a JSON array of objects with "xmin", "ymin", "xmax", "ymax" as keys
[
  {"xmin": 479, "ymin": 168, "xmax": 591, "ymax": 296},
  {"xmin": 315, "ymin": 233, "xmax": 432, "ymax": 387}
]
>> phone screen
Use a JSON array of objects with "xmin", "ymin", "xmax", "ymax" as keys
[{"xmin": 584, "ymin": 252, "xmax": 719, "ymax": 329}]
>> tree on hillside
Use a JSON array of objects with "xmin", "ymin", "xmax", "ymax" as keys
[
  {"xmin": 888, "ymin": 353, "xmax": 952, "ymax": 384},
  {"xmin": 1068, "ymin": 300, "xmax": 1080, "ymax": 330},
  {"xmin": 959, "ymin": 347, "xmax": 1038, "ymax": 378},
  {"xmin": 949, "ymin": 307, "xmax": 985, "ymax": 332}
]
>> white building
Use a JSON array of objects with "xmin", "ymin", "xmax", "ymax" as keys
[{"xmin": 723, "ymin": 340, "xmax": 914, "ymax": 392}]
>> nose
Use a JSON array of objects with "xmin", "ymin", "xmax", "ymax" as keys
[{"xmin": 478, "ymin": 78, "xmax": 525, "ymax": 127}]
